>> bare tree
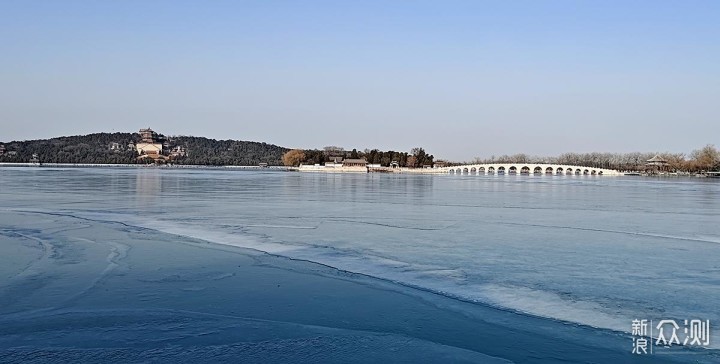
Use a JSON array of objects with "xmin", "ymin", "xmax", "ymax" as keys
[
  {"xmin": 323, "ymin": 146, "xmax": 344, "ymax": 157},
  {"xmin": 282, "ymin": 149, "xmax": 306, "ymax": 167},
  {"xmin": 690, "ymin": 145, "xmax": 720, "ymax": 171}
]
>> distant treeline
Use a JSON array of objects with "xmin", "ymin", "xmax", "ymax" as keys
[
  {"xmin": 464, "ymin": 145, "xmax": 720, "ymax": 172},
  {"xmin": 4, "ymin": 132, "xmax": 717, "ymax": 171},
  {"xmin": 170, "ymin": 136, "xmax": 287, "ymax": 166},
  {"xmin": 289, "ymin": 146, "xmax": 435, "ymax": 167},
  {"xmin": 0, "ymin": 133, "xmax": 139, "ymax": 164},
  {"xmin": 0, "ymin": 133, "xmax": 288, "ymax": 166}
]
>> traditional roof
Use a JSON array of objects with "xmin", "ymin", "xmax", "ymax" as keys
[
  {"xmin": 646, "ymin": 155, "xmax": 668, "ymax": 163},
  {"xmin": 343, "ymin": 158, "xmax": 367, "ymax": 164}
]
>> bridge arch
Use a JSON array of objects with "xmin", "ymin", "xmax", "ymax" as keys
[{"xmin": 444, "ymin": 163, "xmax": 618, "ymax": 176}]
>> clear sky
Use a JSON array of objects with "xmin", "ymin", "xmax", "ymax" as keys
[{"xmin": 1, "ymin": 0, "xmax": 718, "ymax": 161}]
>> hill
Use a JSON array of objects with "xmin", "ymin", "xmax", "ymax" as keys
[{"xmin": 0, "ymin": 132, "xmax": 288, "ymax": 166}]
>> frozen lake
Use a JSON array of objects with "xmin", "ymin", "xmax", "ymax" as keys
[{"xmin": 1, "ymin": 167, "xmax": 718, "ymax": 362}]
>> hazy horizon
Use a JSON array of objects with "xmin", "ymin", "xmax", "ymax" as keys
[{"xmin": 2, "ymin": 1, "xmax": 719, "ymax": 161}]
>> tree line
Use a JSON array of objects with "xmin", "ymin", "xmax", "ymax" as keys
[
  {"xmin": 0, "ymin": 133, "xmax": 141, "ymax": 164},
  {"xmin": 4, "ymin": 132, "xmax": 716, "ymax": 172},
  {"xmin": 283, "ymin": 146, "xmax": 435, "ymax": 167},
  {"xmin": 0, "ymin": 133, "xmax": 288, "ymax": 166},
  {"xmin": 464, "ymin": 144, "xmax": 720, "ymax": 172},
  {"xmin": 169, "ymin": 136, "xmax": 287, "ymax": 166}
]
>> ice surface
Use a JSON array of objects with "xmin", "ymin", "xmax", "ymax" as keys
[{"xmin": 1, "ymin": 168, "xmax": 719, "ymax": 362}]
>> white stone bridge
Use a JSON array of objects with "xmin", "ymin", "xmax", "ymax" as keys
[{"xmin": 440, "ymin": 163, "xmax": 622, "ymax": 176}]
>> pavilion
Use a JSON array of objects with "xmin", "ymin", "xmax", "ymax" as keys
[{"xmin": 645, "ymin": 155, "xmax": 669, "ymax": 173}]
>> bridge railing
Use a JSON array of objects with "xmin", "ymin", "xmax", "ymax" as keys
[{"xmin": 441, "ymin": 164, "xmax": 621, "ymax": 176}]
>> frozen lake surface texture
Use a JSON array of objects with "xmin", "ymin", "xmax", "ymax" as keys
[{"xmin": 1, "ymin": 167, "xmax": 718, "ymax": 363}]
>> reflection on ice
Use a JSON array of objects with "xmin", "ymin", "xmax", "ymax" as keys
[{"xmin": 1, "ymin": 168, "xmax": 719, "ymax": 362}]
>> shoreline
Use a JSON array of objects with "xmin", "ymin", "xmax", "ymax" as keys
[
  {"xmin": 0, "ymin": 162, "xmax": 289, "ymax": 170},
  {"xmin": 2, "ymin": 162, "xmax": 717, "ymax": 178}
]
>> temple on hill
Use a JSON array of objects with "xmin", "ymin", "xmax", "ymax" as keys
[{"xmin": 136, "ymin": 128, "xmax": 166, "ymax": 161}]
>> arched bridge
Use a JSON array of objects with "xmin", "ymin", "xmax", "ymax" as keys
[{"xmin": 440, "ymin": 163, "xmax": 622, "ymax": 176}]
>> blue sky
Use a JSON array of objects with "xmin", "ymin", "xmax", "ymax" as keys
[{"xmin": 1, "ymin": 0, "xmax": 718, "ymax": 160}]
